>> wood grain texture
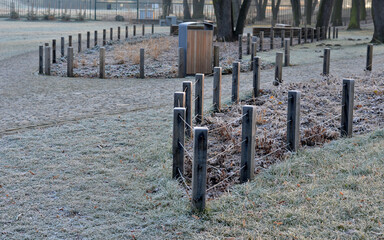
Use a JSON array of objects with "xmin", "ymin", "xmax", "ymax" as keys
[{"xmin": 186, "ymin": 30, "xmax": 213, "ymax": 75}]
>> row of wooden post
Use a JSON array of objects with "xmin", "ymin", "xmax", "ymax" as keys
[{"xmin": 173, "ymin": 76, "xmax": 355, "ymax": 212}]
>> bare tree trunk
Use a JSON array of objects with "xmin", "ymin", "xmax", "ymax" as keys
[
  {"xmin": 183, "ymin": 0, "xmax": 191, "ymax": 19},
  {"xmin": 305, "ymin": 0, "xmax": 313, "ymax": 25},
  {"xmin": 360, "ymin": 0, "xmax": 366, "ymax": 20},
  {"xmin": 255, "ymin": 0, "xmax": 268, "ymax": 21},
  {"xmin": 312, "ymin": 0, "xmax": 319, "ymax": 13},
  {"xmin": 213, "ymin": 0, "xmax": 234, "ymax": 41},
  {"xmin": 332, "ymin": 0, "xmax": 343, "ymax": 26},
  {"xmin": 193, "ymin": 0, "xmax": 205, "ymax": 19},
  {"xmin": 271, "ymin": 0, "xmax": 282, "ymax": 26},
  {"xmin": 316, "ymin": 0, "xmax": 335, "ymax": 28},
  {"xmin": 348, "ymin": 0, "xmax": 360, "ymax": 30},
  {"xmin": 232, "ymin": 0, "xmax": 241, "ymax": 26},
  {"xmin": 162, "ymin": 0, "xmax": 172, "ymax": 18},
  {"xmin": 291, "ymin": 0, "xmax": 301, "ymax": 26},
  {"xmin": 234, "ymin": 0, "xmax": 252, "ymax": 36},
  {"xmin": 372, "ymin": 0, "xmax": 384, "ymax": 43}
]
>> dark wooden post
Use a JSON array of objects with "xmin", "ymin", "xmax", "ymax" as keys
[
  {"xmin": 260, "ymin": 31, "xmax": 264, "ymax": 51},
  {"xmin": 328, "ymin": 26, "xmax": 331, "ymax": 39},
  {"xmin": 182, "ymin": 81, "xmax": 193, "ymax": 137},
  {"xmin": 253, "ymin": 57, "xmax": 260, "ymax": 98},
  {"xmin": 213, "ymin": 67, "xmax": 222, "ymax": 112},
  {"xmin": 94, "ymin": 30, "xmax": 98, "ymax": 46},
  {"xmin": 322, "ymin": 26, "xmax": 326, "ymax": 40},
  {"xmin": 238, "ymin": 34, "xmax": 242, "ymax": 60},
  {"xmin": 39, "ymin": 45, "xmax": 43, "ymax": 74},
  {"xmin": 133, "ymin": 25, "xmax": 136, "ymax": 36},
  {"xmin": 270, "ymin": 28, "xmax": 274, "ymax": 49},
  {"xmin": 178, "ymin": 47, "xmax": 185, "ymax": 78},
  {"xmin": 45, "ymin": 46, "xmax": 51, "ymax": 75},
  {"xmin": 275, "ymin": 52, "xmax": 283, "ymax": 83},
  {"xmin": 67, "ymin": 47, "xmax": 74, "ymax": 77},
  {"xmin": 323, "ymin": 48, "xmax": 331, "ymax": 75},
  {"xmin": 172, "ymin": 107, "xmax": 186, "ymax": 179},
  {"xmin": 103, "ymin": 29, "xmax": 106, "ymax": 45},
  {"xmin": 333, "ymin": 26, "xmax": 336, "ymax": 39},
  {"xmin": 281, "ymin": 29, "xmax": 285, "ymax": 48},
  {"xmin": 366, "ymin": 44, "xmax": 373, "ymax": 71},
  {"xmin": 174, "ymin": 92, "xmax": 186, "ymax": 108},
  {"xmin": 152, "ymin": 24, "xmax": 154, "ymax": 34},
  {"xmin": 290, "ymin": 29, "xmax": 293, "ymax": 46},
  {"xmin": 99, "ymin": 47, "xmax": 105, "ymax": 79},
  {"xmin": 110, "ymin": 27, "xmax": 113, "ymax": 40},
  {"xmin": 87, "ymin": 31, "xmax": 90, "ymax": 48},
  {"xmin": 61, "ymin": 37, "xmax": 65, "ymax": 56},
  {"xmin": 195, "ymin": 74, "xmax": 204, "ymax": 124},
  {"xmin": 341, "ymin": 79, "xmax": 355, "ymax": 137},
  {"xmin": 118, "ymin": 27, "xmax": 121, "ymax": 40},
  {"xmin": 284, "ymin": 40, "xmax": 290, "ymax": 67},
  {"xmin": 240, "ymin": 105, "xmax": 256, "ymax": 183},
  {"xmin": 78, "ymin": 33, "xmax": 81, "ymax": 53},
  {"xmin": 140, "ymin": 48, "xmax": 144, "ymax": 79},
  {"xmin": 298, "ymin": 28, "xmax": 302, "ymax": 44},
  {"xmin": 232, "ymin": 62, "xmax": 240, "ymax": 104},
  {"xmin": 316, "ymin": 27, "xmax": 320, "ymax": 41},
  {"xmin": 142, "ymin": 24, "xmax": 145, "ymax": 36},
  {"xmin": 287, "ymin": 90, "xmax": 301, "ymax": 152},
  {"xmin": 336, "ymin": 28, "xmax": 339, "ymax": 38},
  {"xmin": 246, "ymin": 33, "xmax": 251, "ymax": 55},
  {"xmin": 68, "ymin": 35, "xmax": 72, "ymax": 47},
  {"xmin": 250, "ymin": 42, "xmax": 257, "ymax": 70},
  {"xmin": 311, "ymin": 28, "xmax": 315, "ymax": 43},
  {"xmin": 213, "ymin": 46, "xmax": 219, "ymax": 67},
  {"xmin": 192, "ymin": 127, "xmax": 208, "ymax": 212},
  {"xmin": 304, "ymin": 27, "xmax": 308, "ymax": 43},
  {"xmin": 126, "ymin": 26, "xmax": 128, "ymax": 39},
  {"xmin": 52, "ymin": 39, "xmax": 56, "ymax": 63}
]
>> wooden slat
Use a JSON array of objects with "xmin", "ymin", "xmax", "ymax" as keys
[{"xmin": 187, "ymin": 30, "xmax": 213, "ymax": 75}]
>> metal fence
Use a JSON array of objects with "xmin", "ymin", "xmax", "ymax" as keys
[{"xmin": 0, "ymin": 0, "xmax": 372, "ymax": 25}]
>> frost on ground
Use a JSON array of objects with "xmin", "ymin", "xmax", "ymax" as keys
[{"xmin": 183, "ymin": 72, "xmax": 384, "ymax": 199}]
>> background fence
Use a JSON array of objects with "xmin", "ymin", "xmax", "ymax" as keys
[{"xmin": 1, "ymin": 0, "xmax": 372, "ymax": 25}]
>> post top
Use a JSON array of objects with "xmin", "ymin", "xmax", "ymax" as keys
[
  {"xmin": 343, "ymin": 78, "xmax": 355, "ymax": 83},
  {"xmin": 174, "ymin": 107, "xmax": 186, "ymax": 111},
  {"xmin": 194, "ymin": 127, "xmax": 208, "ymax": 132}
]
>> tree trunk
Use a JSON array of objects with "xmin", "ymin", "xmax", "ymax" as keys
[
  {"xmin": 232, "ymin": 0, "xmax": 241, "ymax": 26},
  {"xmin": 291, "ymin": 0, "xmax": 301, "ymax": 26},
  {"xmin": 255, "ymin": 0, "xmax": 268, "ymax": 21},
  {"xmin": 162, "ymin": 0, "xmax": 172, "ymax": 18},
  {"xmin": 305, "ymin": 0, "xmax": 313, "ymax": 25},
  {"xmin": 312, "ymin": 0, "xmax": 319, "ymax": 13},
  {"xmin": 372, "ymin": 0, "xmax": 384, "ymax": 43},
  {"xmin": 192, "ymin": 0, "xmax": 205, "ymax": 19},
  {"xmin": 183, "ymin": 0, "xmax": 191, "ymax": 19},
  {"xmin": 234, "ymin": 0, "xmax": 252, "ymax": 36},
  {"xmin": 347, "ymin": 0, "xmax": 360, "ymax": 30},
  {"xmin": 316, "ymin": 0, "xmax": 335, "ymax": 28},
  {"xmin": 271, "ymin": 0, "xmax": 282, "ymax": 26},
  {"xmin": 332, "ymin": 0, "xmax": 343, "ymax": 26},
  {"xmin": 213, "ymin": 0, "xmax": 234, "ymax": 41},
  {"xmin": 360, "ymin": 0, "xmax": 366, "ymax": 21}
]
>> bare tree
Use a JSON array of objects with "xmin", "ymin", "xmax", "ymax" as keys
[
  {"xmin": 360, "ymin": 0, "xmax": 366, "ymax": 20},
  {"xmin": 183, "ymin": 0, "xmax": 191, "ymax": 19},
  {"xmin": 255, "ymin": 0, "xmax": 268, "ymax": 21},
  {"xmin": 332, "ymin": 0, "xmax": 343, "ymax": 26},
  {"xmin": 316, "ymin": 0, "xmax": 335, "ymax": 28},
  {"xmin": 291, "ymin": 0, "xmax": 301, "ymax": 26},
  {"xmin": 347, "ymin": 0, "xmax": 360, "ymax": 30},
  {"xmin": 271, "ymin": 0, "xmax": 282, "ymax": 26},
  {"xmin": 162, "ymin": 0, "xmax": 172, "ymax": 18},
  {"xmin": 193, "ymin": 0, "xmax": 205, "ymax": 19},
  {"xmin": 372, "ymin": 0, "xmax": 384, "ymax": 42}
]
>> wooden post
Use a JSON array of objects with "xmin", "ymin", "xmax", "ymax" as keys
[
  {"xmin": 213, "ymin": 46, "xmax": 219, "ymax": 67},
  {"xmin": 298, "ymin": 28, "xmax": 302, "ymax": 44},
  {"xmin": 281, "ymin": 29, "xmax": 285, "ymax": 48},
  {"xmin": 174, "ymin": 92, "xmax": 185, "ymax": 108},
  {"xmin": 246, "ymin": 33, "xmax": 251, "ymax": 55},
  {"xmin": 250, "ymin": 42, "xmax": 257, "ymax": 70},
  {"xmin": 133, "ymin": 25, "xmax": 136, "ymax": 36},
  {"xmin": 311, "ymin": 28, "xmax": 314, "ymax": 43},
  {"xmin": 140, "ymin": 48, "xmax": 144, "ymax": 79},
  {"xmin": 109, "ymin": 28, "xmax": 112, "ymax": 40},
  {"xmin": 195, "ymin": 74, "xmax": 204, "ymax": 124},
  {"xmin": 240, "ymin": 105, "xmax": 256, "ymax": 183},
  {"xmin": 253, "ymin": 57, "xmax": 260, "ymax": 98},
  {"xmin": 333, "ymin": 26, "xmax": 336, "ymax": 39},
  {"xmin": 323, "ymin": 48, "xmax": 330, "ymax": 75},
  {"xmin": 87, "ymin": 31, "xmax": 90, "ymax": 48},
  {"xmin": 126, "ymin": 26, "xmax": 128, "ymax": 39},
  {"xmin": 322, "ymin": 26, "xmax": 326, "ymax": 40},
  {"xmin": 172, "ymin": 107, "xmax": 186, "ymax": 179},
  {"xmin": 238, "ymin": 34, "xmax": 242, "ymax": 60},
  {"xmin": 94, "ymin": 30, "xmax": 98, "ymax": 46},
  {"xmin": 178, "ymin": 47, "xmax": 185, "ymax": 78},
  {"xmin": 118, "ymin": 27, "xmax": 121, "ymax": 40},
  {"xmin": 328, "ymin": 26, "xmax": 331, "ymax": 39},
  {"xmin": 317, "ymin": 27, "xmax": 320, "ymax": 41},
  {"xmin": 275, "ymin": 52, "xmax": 283, "ymax": 83},
  {"xmin": 192, "ymin": 127, "xmax": 208, "ymax": 212},
  {"xmin": 336, "ymin": 28, "xmax": 339, "ymax": 38},
  {"xmin": 270, "ymin": 28, "xmax": 274, "ymax": 50},
  {"xmin": 213, "ymin": 67, "xmax": 222, "ymax": 112},
  {"xmin": 39, "ymin": 45, "xmax": 43, "ymax": 74},
  {"xmin": 142, "ymin": 24, "xmax": 145, "ymax": 36},
  {"xmin": 284, "ymin": 40, "xmax": 290, "ymax": 67},
  {"xmin": 341, "ymin": 79, "xmax": 354, "ymax": 137},
  {"xmin": 260, "ymin": 31, "xmax": 264, "ymax": 51},
  {"xmin": 99, "ymin": 47, "xmax": 105, "ymax": 79},
  {"xmin": 52, "ymin": 39, "xmax": 56, "ymax": 63},
  {"xmin": 103, "ymin": 29, "xmax": 106, "ymax": 46},
  {"xmin": 304, "ymin": 27, "xmax": 308, "ymax": 43},
  {"xmin": 45, "ymin": 46, "xmax": 51, "ymax": 75},
  {"xmin": 61, "ymin": 37, "xmax": 65, "ymax": 56},
  {"xmin": 78, "ymin": 33, "xmax": 81, "ymax": 53},
  {"xmin": 182, "ymin": 81, "xmax": 193, "ymax": 137},
  {"xmin": 366, "ymin": 44, "xmax": 373, "ymax": 71},
  {"xmin": 287, "ymin": 90, "xmax": 301, "ymax": 152},
  {"xmin": 69, "ymin": 35, "xmax": 72, "ymax": 47},
  {"xmin": 67, "ymin": 47, "xmax": 74, "ymax": 77},
  {"xmin": 152, "ymin": 24, "xmax": 154, "ymax": 34},
  {"xmin": 290, "ymin": 29, "xmax": 293, "ymax": 46},
  {"xmin": 232, "ymin": 62, "xmax": 240, "ymax": 104}
]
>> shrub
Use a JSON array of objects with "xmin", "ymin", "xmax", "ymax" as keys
[{"xmin": 115, "ymin": 15, "xmax": 124, "ymax": 21}]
